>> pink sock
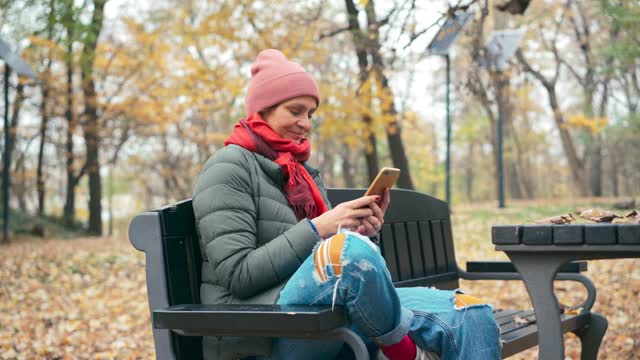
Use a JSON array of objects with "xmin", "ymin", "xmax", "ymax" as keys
[{"xmin": 380, "ymin": 335, "xmax": 417, "ymax": 360}]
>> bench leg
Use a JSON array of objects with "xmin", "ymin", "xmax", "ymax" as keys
[
  {"xmin": 332, "ymin": 327, "xmax": 369, "ymax": 360},
  {"xmin": 572, "ymin": 313, "xmax": 607, "ymax": 360}
]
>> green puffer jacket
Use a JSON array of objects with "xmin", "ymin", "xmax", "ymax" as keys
[{"xmin": 192, "ymin": 144, "xmax": 330, "ymax": 359}]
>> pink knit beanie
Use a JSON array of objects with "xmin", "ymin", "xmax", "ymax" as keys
[{"xmin": 245, "ymin": 49, "xmax": 320, "ymax": 117}]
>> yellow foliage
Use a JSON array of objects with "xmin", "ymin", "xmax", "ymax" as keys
[{"xmin": 564, "ymin": 114, "xmax": 608, "ymax": 134}]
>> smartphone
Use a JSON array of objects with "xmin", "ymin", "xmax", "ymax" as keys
[{"xmin": 365, "ymin": 167, "xmax": 401, "ymax": 197}]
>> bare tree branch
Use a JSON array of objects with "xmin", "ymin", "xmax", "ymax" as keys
[{"xmin": 318, "ymin": 26, "xmax": 352, "ymax": 40}]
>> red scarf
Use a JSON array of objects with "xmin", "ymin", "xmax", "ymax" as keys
[{"xmin": 224, "ymin": 113, "xmax": 328, "ymax": 220}]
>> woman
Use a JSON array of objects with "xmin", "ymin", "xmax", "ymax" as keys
[{"xmin": 192, "ymin": 49, "xmax": 501, "ymax": 360}]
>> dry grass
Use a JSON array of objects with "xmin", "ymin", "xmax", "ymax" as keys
[{"xmin": 0, "ymin": 199, "xmax": 638, "ymax": 359}]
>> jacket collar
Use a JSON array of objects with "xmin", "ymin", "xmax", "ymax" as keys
[{"xmin": 252, "ymin": 152, "xmax": 320, "ymax": 186}]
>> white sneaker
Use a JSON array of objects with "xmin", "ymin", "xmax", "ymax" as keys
[{"xmin": 376, "ymin": 347, "xmax": 440, "ymax": 360}]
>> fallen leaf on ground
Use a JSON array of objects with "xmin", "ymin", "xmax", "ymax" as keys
[{"xmin": 513, "ymin": 314, "xmax": 535, "ymax": 325}]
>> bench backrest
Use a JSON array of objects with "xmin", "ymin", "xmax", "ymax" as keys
[
  {"xmin": 140, "ymin": 188, "xmax": 459, "ymax": 359},
  {"xmin": 327, "ymin": 189, "xmax": 459, "ymax": 289}
]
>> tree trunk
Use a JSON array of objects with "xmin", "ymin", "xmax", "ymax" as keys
[
  {"xmin": 584, "ymin": 85, "xmax": 602, "ymax": 197},
  {"xmin": 513, "ymin": 113, "xmax": 535, "ymax": 198},
  {"xmin": 63, "ymin": 13, "xmax": 79, "ymax": 226},
  {"xmin": 344, "ymin": 0, "xmax": 380, "ymax": 183},
  {"xmin": 589, "ymin": 135, "xmax": 602, "ymax": 196},
  {"xmin": 374, "ymin": 66, "xmax": 415, "ymax": 189},
  {"xmin": 494, "ymin": 72, "xmax": 524, "ymax": 200},
  {"xmin": 363, "ymin": 115, "xmax": 379, "ymax": 183},
  {"xmin": 517, "ymin": 51, "xmax": 589, "ymax": 196},
  {"xmin": 341, "ymin": 144, "xmax": 355, "ymax": 188},
  {"xmin": 8, "ymin": 83, "xmax": 24, "ymax": 163},
  {"xmin": 363, "ymin": 0, "xmax": 414, "ymax": 189},
  {"xmin": 108, "ymin": 163, "xmax": 113, "ymax": 236},
  {"xmin": 80, "ymin": 0, "xmax": 107, "ymax": 235},
  {"xmin": 465, "ymin": 141, "xmax": 475, "ymax": 201},
  {"xmin": 36, "ymin": 0, "xmax": 56, "ymax": 217},
  {"xmin": 16, "ymin": 156, "xmax": 27, "ymax": 212},
  {"xmin": 37, "ymin": 84, "xmax": 49, "ymax": 216},
  {"xmin": 548, "ymin": 88, "xmax": 589, "ymax": 195}
]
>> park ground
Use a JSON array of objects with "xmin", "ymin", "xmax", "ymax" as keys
[{"xmin": 0, "ymin": 199, "xmax": 638, "ymax": 359}]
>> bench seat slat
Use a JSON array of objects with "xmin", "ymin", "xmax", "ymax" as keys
[
  {"xmin": 493, "ymin": 309, "xmax": 525, "ymax": 322},
  {"xmin": 499, "ymin": 312, "xmax": 590, "ymax": 358},
  {"xmin": 498, "ymin": 310, "xmax": 537, "ymax": 335}
]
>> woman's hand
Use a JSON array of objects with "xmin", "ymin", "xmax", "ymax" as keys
[
  {"xmin": 356, "ymin": 188, "xmax": 391, "ymax": 237},
  {"xmin": 311, "ymin": 195, "xmax": 380, "ymax": 238}
]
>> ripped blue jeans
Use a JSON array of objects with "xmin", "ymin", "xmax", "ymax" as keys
[{"xmin": 268, "ymin": 231, "xmax": 501, "ymax": 360}]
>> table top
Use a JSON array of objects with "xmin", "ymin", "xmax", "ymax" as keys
[{"xmin": 492, "ymin": 223, "xmax": 640, "ymax": 247}]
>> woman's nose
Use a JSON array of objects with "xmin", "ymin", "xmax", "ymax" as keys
[{"xmin": 298, "ymin": 116, "xmax": 312, "ymax": 131}]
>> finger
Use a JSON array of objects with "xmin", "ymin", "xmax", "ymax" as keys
[
  {"xmin": 366, "ymin": 216, "xmax": 381, "ymax": 229},
  {"xmin": 346, "ymin": 218, "xmax": 361, "ymax": 229},
  {"xmin": 346, "ymin": 195, "xmax": 381, "ymax": 209},
  {"xmin": 369, "ymin": 202, "xmax": 384, "ymax": 222},
  {"xmin": 350, "ymin": 207, "xmax": 374, "ymax": 218},
  {"xmin": 356, "ymin": 219, "xmax": 374, "ymax": 236},
  {"xmin": 380, "ymin": 188, "xmax": 391, "ymax": 213},
  {"xmin": 361, "ymin": 218, "xmax": 375, "ymax": 235}
]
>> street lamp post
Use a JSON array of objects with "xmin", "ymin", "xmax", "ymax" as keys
[
  {"xmin": 427, "ymin": 10, "xmax": 473, "ymax": 205},
  {"xmin": 478, "ymin": 28, "xmax": 525, "ymax": 209}
]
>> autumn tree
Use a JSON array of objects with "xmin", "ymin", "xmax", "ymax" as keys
[
  {"xmin": 339, "ymin": 0, "xmax": 415, "ymax": 189},
  {"xmin": 515, "ymin": 0, "xmax": 620, "ymax": 196},
  {"xmin": 78, "ymin": 0, "xmax": 107, "ymax": 235}
]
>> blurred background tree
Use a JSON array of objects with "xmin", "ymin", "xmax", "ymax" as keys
[{"xmin": 0, "ymin": 0, "xmax": 638, "ymax": 237}]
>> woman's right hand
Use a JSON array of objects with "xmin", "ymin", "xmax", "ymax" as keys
[{"xmin": 311, "ymin": 195, "xmax": 380, "ymax": 238}]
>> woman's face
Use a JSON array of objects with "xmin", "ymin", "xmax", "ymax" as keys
[{"xmin": 262, "ymin": 96, "xmax": 317, "ymax": 143}]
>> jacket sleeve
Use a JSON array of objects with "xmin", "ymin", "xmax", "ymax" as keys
[{"xmin": 193, "ymin": 150, "xmax": 321, "ymax": 299}]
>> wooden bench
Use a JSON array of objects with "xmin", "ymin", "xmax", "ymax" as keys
[{"xmin": 129, "ymin": 188, "xmax": 606, "ymax": 360}]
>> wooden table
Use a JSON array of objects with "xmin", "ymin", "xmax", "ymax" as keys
[{"xmin": 493, "ymin": 223, "xmax": 640, "ymax": 360}]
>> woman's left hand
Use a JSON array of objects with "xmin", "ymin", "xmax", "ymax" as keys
[{"xmin": 356, "ymin": 188, "xmax": 390, "ymax": 237}]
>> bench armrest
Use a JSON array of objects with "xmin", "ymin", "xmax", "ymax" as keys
[
  {"xmin": 460, "ymin": 261, "xmax": 596, "ymax": 312},
  {"xmin": 466, "ymin": 260, "xmax": 587, "ymax": 273},
  {"xmin": 153, "ymin": 304, "xmax": 348, "ymax": 337}
]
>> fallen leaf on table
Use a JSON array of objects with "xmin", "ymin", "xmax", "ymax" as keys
[
  {"xmin": 579, "ymin": 209, "xmax": 621, "ymax": 223},
  {"xmin": 612, "ymin": 210, "xmax": 640, "ymax": 224},
  {"xmin": 533, "ymin": 213, "xmax": 575, "ymax": 224}
]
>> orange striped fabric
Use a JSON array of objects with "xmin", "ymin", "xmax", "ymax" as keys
[
  {"xmin": 454, "ymin": 293, "xmax": 486, "ymax": 308},
  {"xmin": 314, "ymin": 233, "xmax": 346, "ymax": 282}
]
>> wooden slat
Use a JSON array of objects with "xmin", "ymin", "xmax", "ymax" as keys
[
  {"xmin": 380, "ymin": 224, "xmax": 400, "ymax": 282},
  {"xmin": 418, "ymin": 221, "xmax": 436, "ymax": 274},
  {"xmin": 441, "ymin": 220, "xmax": 458, "ymax": 272},
  {"xmin": 493, "ymin": 309, "xmax": 523, "ymax": 322},
  {"xmin": 430, "ymin": 220, "xmax": 448, "ymax": 273},
  {"xmin": 498, "ymin": 310, "xmax": 536, "ymax": 334},
  {"xmin": 406, "ymin": 222, "xmax": 426, "ymax": 278},
  {"xmin": 392, "ymin": 223, "xmax": 412, "ymax": 281},
  {"xmin": 499, "ymin": 313, "xmax": 589, "ymax": 358}
]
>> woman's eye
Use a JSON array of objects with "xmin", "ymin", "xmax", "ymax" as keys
[{"xmin": 290, "ymin": 110, "xmax": 301, "ymax": 116}]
